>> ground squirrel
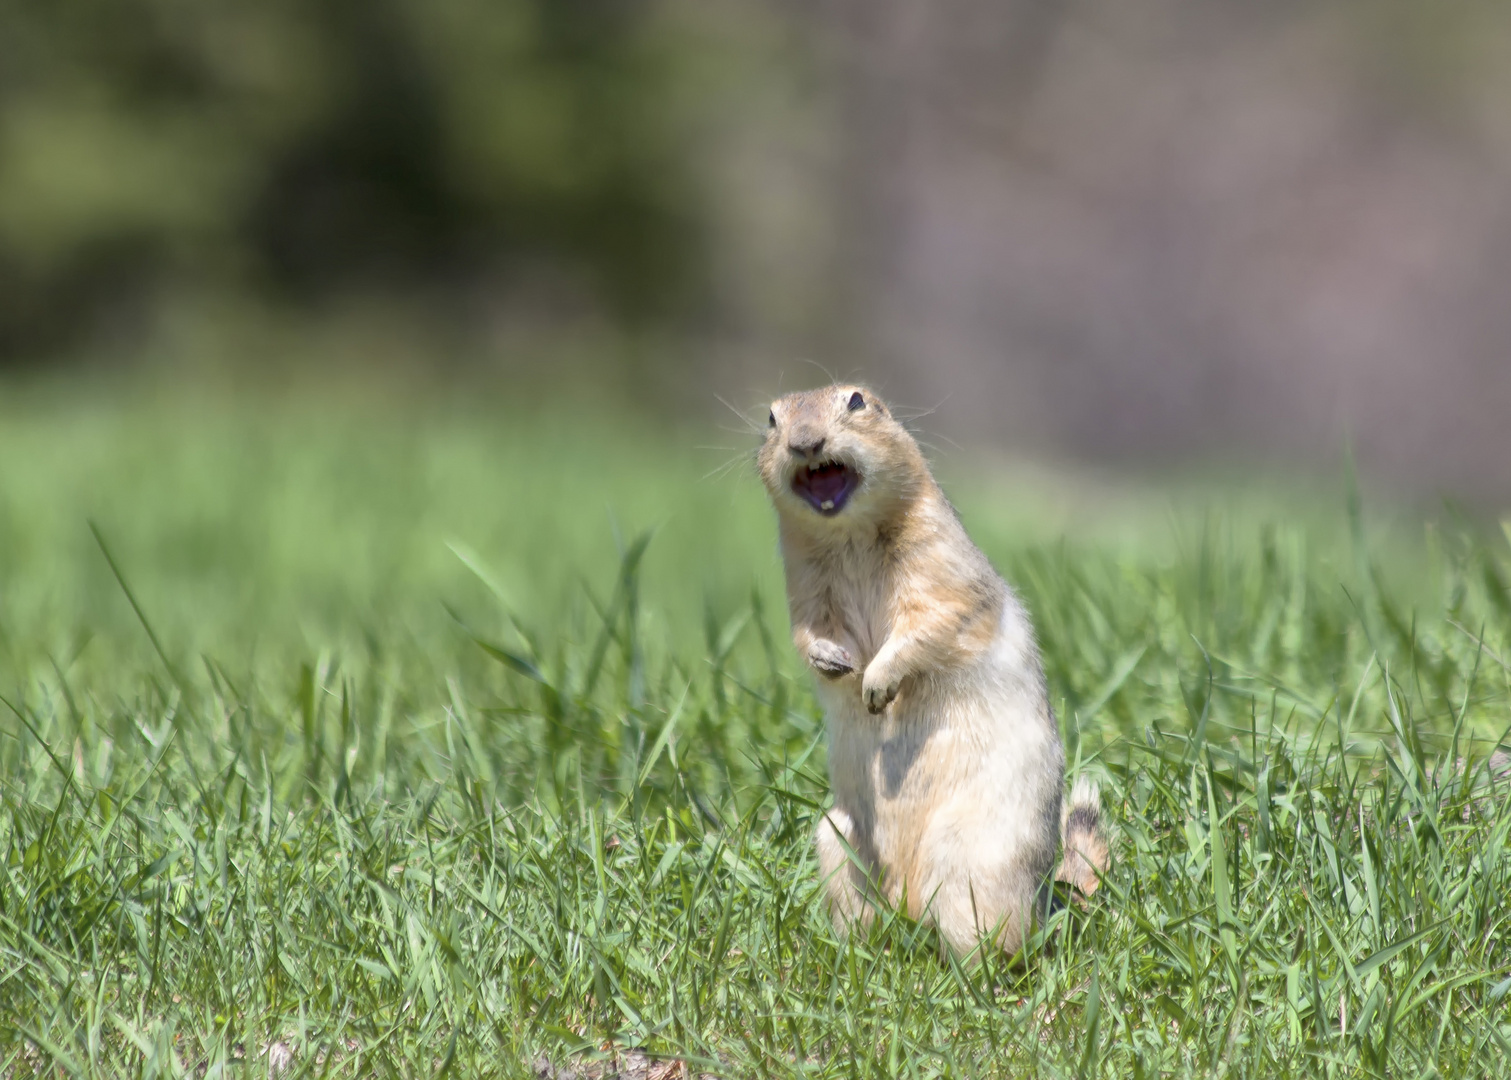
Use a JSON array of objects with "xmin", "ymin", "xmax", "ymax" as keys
[{"xmin": 757, "ymin": 384, "xmax": 1108, "ymax": 955}]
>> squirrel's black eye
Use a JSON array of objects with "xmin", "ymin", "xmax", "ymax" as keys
[
  {"xmin": 847, "ymin": 391, "xmax": 865, "ymax": 411},
  {"xmin": 768, "ymin": 409, "xmax": 776, "ymax": 428}
]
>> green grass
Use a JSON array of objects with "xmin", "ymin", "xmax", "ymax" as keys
[{"xmin": 3, "ymin": 385, "xmax": 1511, "ymax": 1078}]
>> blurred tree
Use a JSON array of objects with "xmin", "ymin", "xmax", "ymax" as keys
[{"xmin": 0, "ymin": 0, "xmax": 705, "ymax": 364}]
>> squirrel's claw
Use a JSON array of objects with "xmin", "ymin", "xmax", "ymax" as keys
[
  {"xmin": 861, "ymin": 664, "xmax": 900, "ymax": 713},
  {"xmin": 807, "ymin": 638, "xmax": 855, "ymax": 678}
]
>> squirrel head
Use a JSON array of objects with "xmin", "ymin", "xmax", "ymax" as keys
[{"xmin": 757, "ymin": 385, "xmax": 925, "ymax": 531}]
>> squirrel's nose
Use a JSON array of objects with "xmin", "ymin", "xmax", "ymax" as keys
[{"xmin": 788, "ymin": 434, "xmax": 825, "ymax": 458}]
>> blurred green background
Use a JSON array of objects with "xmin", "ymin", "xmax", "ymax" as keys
[
  {"xmin": 0, "ymin": 0, "xmax": 716, "ymax": 357},
  {"xmin": 3, "ymin": 0, "xmax": 1510, "ymax": 679},
  {"xmin": 2, "ymin": 0, "xmax": 1511, "ymax": 505},
  {"xmin": 1, "ymin": 0, "xmax": 1509, "ymax": 684}
]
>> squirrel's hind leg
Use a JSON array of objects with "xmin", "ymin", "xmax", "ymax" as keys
[
  {"xmin": 815, "ymin": 808, "xmax": 874, "ymax": 932},
  {"xmin": 913, "ymin": 804, "xmax": 1045, "ymax": 957}
]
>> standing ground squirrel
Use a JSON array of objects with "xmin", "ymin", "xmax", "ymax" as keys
[{"xmin": 757, "ymin": 384, "xmax": 1108, "ymax": 955}]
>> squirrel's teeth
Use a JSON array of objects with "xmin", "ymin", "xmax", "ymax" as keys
[{"xmin": 821, "ymin": 499, "xmax": 835, "ymax": 510}]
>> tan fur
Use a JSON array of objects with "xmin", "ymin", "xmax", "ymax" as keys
[{"xmin": 757, "ymin": 385, "xmax": 1108, "ymax": 954}]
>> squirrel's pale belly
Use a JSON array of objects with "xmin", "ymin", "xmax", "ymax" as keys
[{"xmin": 815, "ymin": 598, "xmax": 1064, "ymax": 941}]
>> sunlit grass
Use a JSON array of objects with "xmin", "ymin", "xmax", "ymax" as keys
[{"xmin": 2, "ymin": 387, "xmax": 1510, "ymax": 1077}]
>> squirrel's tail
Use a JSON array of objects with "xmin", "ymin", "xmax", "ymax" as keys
[{"xmin": 1056, "ymin": 776, "xmax": 1110, "ymax": 896}]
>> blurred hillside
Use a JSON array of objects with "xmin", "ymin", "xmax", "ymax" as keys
[
  {"xmin": 0, "ymin": 0, "xmax": 779, "ymax": 358},
  {"xmin": 3, "ymin": 0, "xmax": 1511, "ymax": 501},
  {"xmin": 808, "ymin": 0, "xmax": 1511, "ymax": 502}
]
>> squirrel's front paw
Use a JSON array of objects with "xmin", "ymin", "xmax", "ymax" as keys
[
  {"xmin": 861, "ymin": 662, "xmax": 900, "ymax": 714},
  {"xmin": 807, "ymin": 638, "xmax": 855, "ymax": 679}
]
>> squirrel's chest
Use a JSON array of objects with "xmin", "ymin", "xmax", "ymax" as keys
[{"xmin": 817, "ymin": 558, "xmax": 895, "ymax": 660}]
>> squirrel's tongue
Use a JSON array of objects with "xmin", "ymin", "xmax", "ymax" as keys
[
  {"xmin": 806, "ymin": 465, "xmax": 849, "ymax": 503},
  {"xmin": 794, "ymin": 462, "xmax": 856, "ymax": 514}
]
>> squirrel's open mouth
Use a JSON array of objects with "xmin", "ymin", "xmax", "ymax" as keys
[{"xmin": 792, "ymin": 460, "xmax": 858, "ymax": 515}]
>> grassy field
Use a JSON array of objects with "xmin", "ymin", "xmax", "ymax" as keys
[{"xmin": 3, "ymin": 384, "xmax": 1511, "ymax": 1078}]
